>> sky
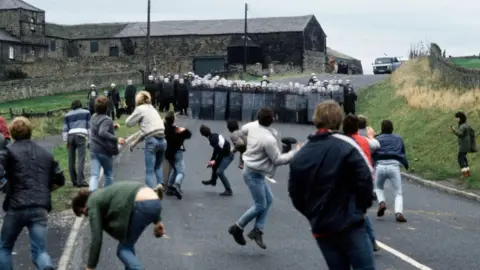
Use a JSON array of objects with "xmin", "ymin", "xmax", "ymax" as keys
[{"xmin": 29, "ymin": 0, "xmax": 480, "ymax": 74}]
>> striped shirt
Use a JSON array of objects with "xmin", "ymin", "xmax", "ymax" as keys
[{"xmin": 62, "ymin": 108, "xmax": 92, "ymax": 141}]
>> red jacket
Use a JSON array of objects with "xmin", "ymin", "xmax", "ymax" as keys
[
  {"xmin": 351, "ymin": 133, "xmax": 372, "ymax": 166},
  {"xmin": 0, "ymin": 117, "xmax": 10, "ymax": 140}
]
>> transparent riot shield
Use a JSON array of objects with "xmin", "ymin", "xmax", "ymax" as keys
[
  {"xmin": 275, "ymin": 91, "xmax": 286, "ymax": 122},
  {"xmin": 213, "ymin": 87, "xmax": 228, "ymax": 120},
  {"xmin": 189, "ymin": 86, "xmax": 202, "ymax": 119},
  {"xmin": 242, "ymin": 89, "xmax": 255, "ymax": 122},
  {"xmin": 252, "ymin": 90, "xmax": 266, "ymax": 120},
  {"xmin": 307, "ymin": 92, "xmax": 323, "ymax": 122},
  {"xmin": 296, "ymin": 93, "xmax": 308, "ymax": 124},
  {"xmin": 228, "ymin": 89, "xmax": 243, "ymax": 121},
  {"xmin": 284, "ymin": 92, "xmax": 297, "ymax": 123},
  {"xmin": 199, "ymin": 87, "xmax": 215, "ymax": 120},
  {"xmin": 264, "ymin": 90, "xmax": 276, "ymax": 113}
]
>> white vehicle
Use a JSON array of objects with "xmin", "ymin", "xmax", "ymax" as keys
[{"xmin": 372, "ymin": 57, "xmax": 402, "ymax": 74}]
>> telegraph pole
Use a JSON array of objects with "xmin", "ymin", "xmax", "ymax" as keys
[
  {"xmin": 243, "ymin": 3, "xmax": 248, "ymax": 73},
  {"xmin": 145, "ymin": 0, "xmax": 151, "ymax": 78}
]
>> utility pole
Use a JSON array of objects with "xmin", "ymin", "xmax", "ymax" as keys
[
  {"xmin": 243, "ymin": 3, "xmax": 248, "ymax": 73},
  {"xmin": 145, "ymin": 0, "xmax": 151, "ymax": 78}
]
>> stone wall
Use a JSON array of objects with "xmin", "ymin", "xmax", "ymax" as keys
[
  {"xmin": 429, "ymin": 43, "xmax": 480, "ymax": 88},
  {"xmin": 0, "ymin": 71, "xmax": 141, "ymax": 103},
  {"xmin": 303, "ymin": 50, "xmax": 326, "ymax": 73}
]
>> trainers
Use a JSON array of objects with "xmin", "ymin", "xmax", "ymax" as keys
[
  {"xmin": 166, "ymin": 186, "xmax": 176, "ymax": 196},
  {"xmin": 202, "ymin": 180, "xmax": 216, "ymax": 186},
  {"xmin": 377, "ymin": 201, "xmax": 387, "ymax": 217},
  {"xmin": 247, "ymin": 228, "xmax": 266, "ymax": 249},
  {"xmin": 172, "ymin": 184, "xmax": 182, "ymax": 200},
  {"xmin": 395, "ymin": 213, "xmax": 407, "ymax": 223},
  {"xmin": 228, "ymin": 224, "xmax": 246, "ymax": 245},
  {"xmin": 154, "ymin": 184, "xmax": 164, "ymax": 200},
  {"xmin": 77, "ymin": 182, "xmax": 89, "ymax": 188},
  {"xmin": 373, "ymin": 242, "xmax": 379, "ymax": 252},
  {"xmin": 220, "ymin": 189, "xmax": 233, "ymax": 196}
]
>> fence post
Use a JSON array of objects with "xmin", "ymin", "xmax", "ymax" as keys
[{"xmin": 8, "ymin": 108, "xmax": 13, "ymax": 119}]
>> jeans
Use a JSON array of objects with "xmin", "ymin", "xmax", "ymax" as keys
[
  {"xmin": 458, "ymin": 151, "xmax": 468, "ymax": 168},
  {"xmin": 117, "ymin": 200, "xmax": 162, "ymax": 270},
  {"xmin": 144, "ymin": 136, "xmax": 167, "ymax": 189},
  {"xmin": 375, "ymin": 163, "xmax": 403, "ymax": 214},
  {"xmin": 67, "ymin": 134, "xmax": 87, "ymax": 185},
  {"xmin": 316, "ymin": 225, "xmax": 375, "ymax": 270},
  {"xmin": 0, "ymin": 207, "xmax": 54, "ymax": 269},
  {"xmin": 168, "ymin": 151, "xmax": 185, "ymax": 187},
  {"xmin": 211, "ymin": 154, "xmax": 233, "ymax": 190},
  {"xmin": 89, "ymin": 152, "xmax": 114, "ymax": 191},
  {"xmin": 236, "ymin": 167, "xmax": 273, "ymax": 230},
  {"xmin": 364, "ymin": 216, "xmax": 376, "ymax": 244}
]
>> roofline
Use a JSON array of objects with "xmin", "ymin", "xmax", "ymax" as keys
[
  {"xmin": 0, "ymin": 39, "xmax": 22, "ymax": 44},
  {"xmin": 0, "ymin": 7, "xmax": 45, "ymax": 12}
]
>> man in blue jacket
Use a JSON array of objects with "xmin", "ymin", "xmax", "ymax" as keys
[
  {"xmin": 288, "ymin": 100, "xmax": 375, "ymax": 270},
  {"xmin": 373, "ymin": 120, "xmax": 409, "ymax": 223}
]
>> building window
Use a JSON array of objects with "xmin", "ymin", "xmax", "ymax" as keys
[
  {"xmin": 109, "ymin": 46, "xmax": 119, "ymax": 57},
  {"xmin": 90, "ymin": 40, "xmax": 99, "ymax": 53},
  {"xmin": 50, "ymin": 40, "xmax": 56, "ymax": 51},
  {"xmin": 8, "ymin": 46, "xmax": 14, "ymax": 60}
]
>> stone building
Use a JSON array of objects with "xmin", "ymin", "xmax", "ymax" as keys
[{"xmin": 0, "ymin": 0, "xmax": 362, "ymax": 78}]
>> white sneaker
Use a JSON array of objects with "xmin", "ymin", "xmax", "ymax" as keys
[{"xmin": 265, "ymin": 177, "xmax": 277, "ymax": 183}]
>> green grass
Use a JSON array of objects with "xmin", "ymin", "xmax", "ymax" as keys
[
  {"xmin": 0, "ymin": 85, "xmax": 144, "ymax": 114},
  {"xmin": 451, "ymin": 58, "xmax": 480, "ymax": 69},
  {"xmin": 357, "ymin": 80, "xmax": 480, "ymax": 188}
]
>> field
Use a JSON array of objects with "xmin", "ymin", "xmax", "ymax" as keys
[
  {"xmin": 451, "ymin": 58, "xmax": 480, "ymax": 69},
  {"xmin": 357, "ymin": 58, "xmax": 480, "ymax": 188}
]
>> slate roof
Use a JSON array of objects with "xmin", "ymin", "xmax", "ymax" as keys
[
  {"xmin": 45, "ymin": 15, "xmax": 314, "ymax": 40},
  {"xmin": 0, "ymin": 29, "xmax": 21, "ymax": 43},
  {"xmin": 0, "ymin": 0, "xmax": 43, "ymax": 12},
  {"xmin": 327, "ymin": 47, "xmax": 358, "ymax": 61}
]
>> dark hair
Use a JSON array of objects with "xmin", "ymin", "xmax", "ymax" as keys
[
  {"xmin": 257, "ymin": 107, "xmax": 275, "ymax": 127},
  {"xmin": 381, "ymin": 120, "xmax": 394, "ymax": 134},
  {"xmin": 164, "ymin": 111, "xmax": 175, "ymax": 126},
  {"xmin": 199, "ymin": 124, "xmax": 211, "ymax": 137},
  {"xmin": 94, "ymin": 96, "xmax": 109, "ymax": 114},
  {"xmin": 357, "ymin": 115, "xmax": 367, "ymax": 129},
  {"xmin": 227, "ymin": 120, "xmax": 239, "ymax": 132},
  {"xmin": 342, "ymin": 114, "xmax": 359, "ymax": 135},
  {"xmin": 455, "ymin": 112, "xmax": 466, "ymax": 124},
  {"xmin": 71, "ymin": 189, "xmax": 90, "ymax": 217},
  {"xmin": 71, "ymin": 100, "xmax": 82, "ymax": 110}
]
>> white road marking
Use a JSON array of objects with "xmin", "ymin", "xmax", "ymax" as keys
[{"xmin": 377, "ymin": 241, "xmax": 433, "ymax": 270}]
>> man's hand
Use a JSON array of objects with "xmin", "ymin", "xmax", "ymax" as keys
[
  {"xmin": 176, "ymin": 127, "xmax": 185, "ymax": 133},
  {"xmin": 206, "ymin": 160, "xmax": 215, "ymax": 168},
  {"xmin": 154, "ymin": 222, "xmax": 165, "ymax": 238},
  {"xmin": 86, "ymin": 267, "xmax": 93, "ymax": 270},
  {"xmin": 118, "ymin": 138, "xmax": 126, "ymax": 145},
  {"xmin": 113, "ymin": 123, "xmax": 120, "ymax": 129},
  {"xmin": 66, "ymin": 143, "xmax": 69, "ymax": 149}
]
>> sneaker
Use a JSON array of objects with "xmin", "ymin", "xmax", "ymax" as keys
[
  {"xmin": 220, "ymin": 189, "xmax": 233, "ymax": 196},
  {"xmin": 395, "ymin": 213, "xmax": 407, "ymax": 223},
  {"xmin": 154, "ymin": 184, "xmax": 164, "ymax": 200},
  {"xmin": 172, "ymin": 184, "xmax": 182, "ymax": 200},
  {"xmin": 166, "ymin": 186, "xmax": 176, "ymax": 196},
  {"xmin": 247, "ymin": 228, "xmax": 266, "ymax": 249},
  {"xmin": 77, "ymin": 182, "xmax": 89, "ymax": 188},
  {"xmin": 373, "ymin": 242, "xmax": 379, "ymax": 252},
  {"xmin": 202, "ymin": 180, "xmax": 216, "ymax": 186},
  {"xmin": 228, "ymin": 224, "xmax": 246, "ymax": 245},
  {"xmin": 377, "ymin": 201, "xmax": 387, "ymax": 217}
]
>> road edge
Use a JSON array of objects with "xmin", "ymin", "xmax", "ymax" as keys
[
  {"xmin": 402, "ymin": 172, "xmax": 480, "ymax": 202},
  {"xmin": 57, "ymin": 131, "xmax": 141, "ymax": 270}
]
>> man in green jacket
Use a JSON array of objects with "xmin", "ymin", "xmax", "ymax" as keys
[{"xmin": 71, "ymin": 181, "xmax": 165, "ymax": 270}]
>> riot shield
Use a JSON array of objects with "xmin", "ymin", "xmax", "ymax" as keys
[
  {"xmin": 199, "ymin": 87, "xmax": 215, "ymax": 120},
  {"xmin": 252, "ymin": 90, "xmax": 266, "ymax": 120},
  {"xmin": 296, "ymin": 93, "xmax": 308, "ymax": 124},
  {"xmin": 188, "ymin": 86, "xmax": 202, "ymax": 119},
  {"xmin": 284, "ymin": 92, "xmax": 297, "ymax": 123},
  {"xmin": 307, "ymin": 92, "xmax": 323, "ymax": 122},
  {"xmin": 213, "ymin": 87, "xmax": 228, "ymax": 120},
  {"xmin": 275, "ymin": 91, "xmax": 286, "ymax": 122},
  {"xmin": 242, "ymin": 89, "xmax": 255, "ymax": 122},
  {"xmin": 264, "ymin": 90, "xmax": 276, "ymax": 113},
  {"xmin": 228, "ymin": 89, "xmax": 243, "ymax": 121}
]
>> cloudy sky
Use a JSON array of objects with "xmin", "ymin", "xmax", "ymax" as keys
[{"xmin": 29, "ymin": 0, "xmax": 479, "ymax": 74}]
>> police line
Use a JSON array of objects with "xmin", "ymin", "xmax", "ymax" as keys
[{"xmin": 187, "ymin": 86, "xmax": 342, "ymax": 124}]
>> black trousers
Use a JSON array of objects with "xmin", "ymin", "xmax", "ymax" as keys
[
  {"xmin": 161, "ymin": 97, "xmax": 174, "ymax": 112},
  {"xmin": 458, "ymin": 152, "xmax": 468, "ymax": 168}
]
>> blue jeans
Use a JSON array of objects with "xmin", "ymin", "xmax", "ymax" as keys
[
  {"xmin": 364, "ymin": 216, "xmax": 376, "ymax": 244},
  {"xmin": 89, "ymin": 152, "xmax": 114, "ymax": 191},
  {"xmin": 117, "ymin": 200, "xmax": 162, "ymax": 270},
  {"xmin": 0, "ymin": 207, "xmax": 54, "ymax": 269},
  {"xmin": 316, "ymin": 225, "xmax": 375, "ymax": 270},
  {"xmin": 236, "ymin": 167, "xmax": 273, "ymax": 230},
  {"xmin": 168, "ymin": 151, "xmax": 185, "ymax": 187},
  {"xmin": 144, "ymin": 137, "xmax": 167, "ymax": 189},
  {"xmin": 212, "ymin": 154, "xmax": 234, "ymax": 190}
]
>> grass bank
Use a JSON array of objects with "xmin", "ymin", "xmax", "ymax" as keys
[
  {"xmin": 451, "ymin": 58, "xmax": 480, "ymax": 69},
  {"xmin": 357, "ymin": 58, "xmax": 480, "ymax": 188}
]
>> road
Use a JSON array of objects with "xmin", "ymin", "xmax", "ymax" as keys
[
  {"xmin": 78, "ymin": 115, "xmax": 480, "ymax": 270},
  {"xmin": 276, "ymin": 73, "xmax": 389, "ymax": 90}
]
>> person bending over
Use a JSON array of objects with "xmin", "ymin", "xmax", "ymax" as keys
[{"xmin": 227, "ymin": 120, "xmax": 247, "ymax": 169}]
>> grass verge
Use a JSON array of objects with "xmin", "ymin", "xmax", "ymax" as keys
[
  {"xmin": 357, "ymin": 58, "xmax": 480, "ymax": 189},
  {"xmin": 451, "ymin": 58, "xmax": 480, "ymax": 69}
]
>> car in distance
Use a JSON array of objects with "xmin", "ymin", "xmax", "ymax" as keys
[{"xmin": 372, "ymin": 57, "xmax": 402, "ymax": 74}]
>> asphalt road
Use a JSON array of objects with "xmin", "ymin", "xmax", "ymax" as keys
[
  {"xmin": 84, "ymin": 114, "xmax": 480, "ymax": 270},
  {"xmin": 276, "ymin": 73, "xmax": 389, "ymax": 90}
]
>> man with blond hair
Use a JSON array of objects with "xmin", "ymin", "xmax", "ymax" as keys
[
  {"xmin": 288, "ymin": 100, "xmax": 375, "ymax": 269},
  {"xmin": 0, "ymin": 117, "xmax": 65, "ymax": 270}
]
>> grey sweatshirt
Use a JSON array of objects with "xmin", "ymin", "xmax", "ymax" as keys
[{"xmin": 89, "ymin": 114, "xmax": 119, "ymax": 156}]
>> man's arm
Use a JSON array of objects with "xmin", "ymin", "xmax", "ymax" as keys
[
  {"xmin": 98, "ymin": 119, "xmax": 118, "ymax": 143},
  {"xmin": 0, "ymin": 148, "xmax": 9, "ymax": 179},
  {"xmin": 209, "ymin": 136, "xmax": 219, "ymax": 161},
  {"xmin": 125, "ymin": 107, "xmax": 142, "ymax": 127},
  {"xmin": 62, "ymin": 114, "xmax": 70, "ymax": 142},
  {"xmin": 453, "ymin": 125, "xmax": 467, "ymax": 137},
  {"xmin": 264, "ymin": 138, "xmax": 297, "ymax": 166},
  {"xmin": 51, "ymin": 160, "xmax": 65, "ymax": 191},
  {"xmin": 86, "ymin": 113, "xmax": 92, "ymax": 138},
  {"xmin": 87, "ymin": 208, "xmax": 103, "ymax": 269},
  {"xmin": 367, "ymin": 138, "xmax": 380, "ymax": 151},
  {"xmin": 346, "ymin": 148, "xmax": 373, "ymax": 212}
]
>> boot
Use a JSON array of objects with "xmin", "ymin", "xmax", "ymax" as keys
[
  {"xmin": 373, "ymin": 241, "xmax": 379, "ymax": 252},
  {"xmin": 461, "ymin": 168, "xmax": 467, "ymax": 178},
  {"xmin": 219, "ymin": 189, "xmax": 233, "ymax": 196},
  {"xmin": 466, "ymin": 167, "xmax": 471, "ymax": 177},
  {"xmin": 228, "ymin": 224, "xmax": 246, "ymax": 245},
  {"xmin": 377, "ymin": 201, "xmax": 387, "ymax": 217},
  {"xmin": 202, "ymin": 180, "xmax": 216, "ymax": 186},
  {"xmin": 166, "ymin": 186, "xmax": 176, "ymax": 196},
  {"xmin": 396, "ymin": 213, "xmax": 407, "ymax": 223},
  {"xmin": 172, "ymin": 184, "xmax": 182, "ymax": 200},
  {"xmin": 247, "ymin": 228, "xmax": 266, "ymax": 249}
]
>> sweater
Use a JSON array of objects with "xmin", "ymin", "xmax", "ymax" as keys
[
  {"xmin": 86, "ymin": 182, "xmax": 153, "ymax": 268},
  {"xmin": 241, "ymin": 121, "xmax": 297, "ymax": 177},
  {"xmin": 89, "ymin": 114, "xmax": 119, "ymax": 156},
  {"xmin": 62, "ymin": 108, "xmax": 91, "ymax": 141},
  {"xmin": 125, "ymin": 104, "xmax": 165, "ymax": 138}
]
